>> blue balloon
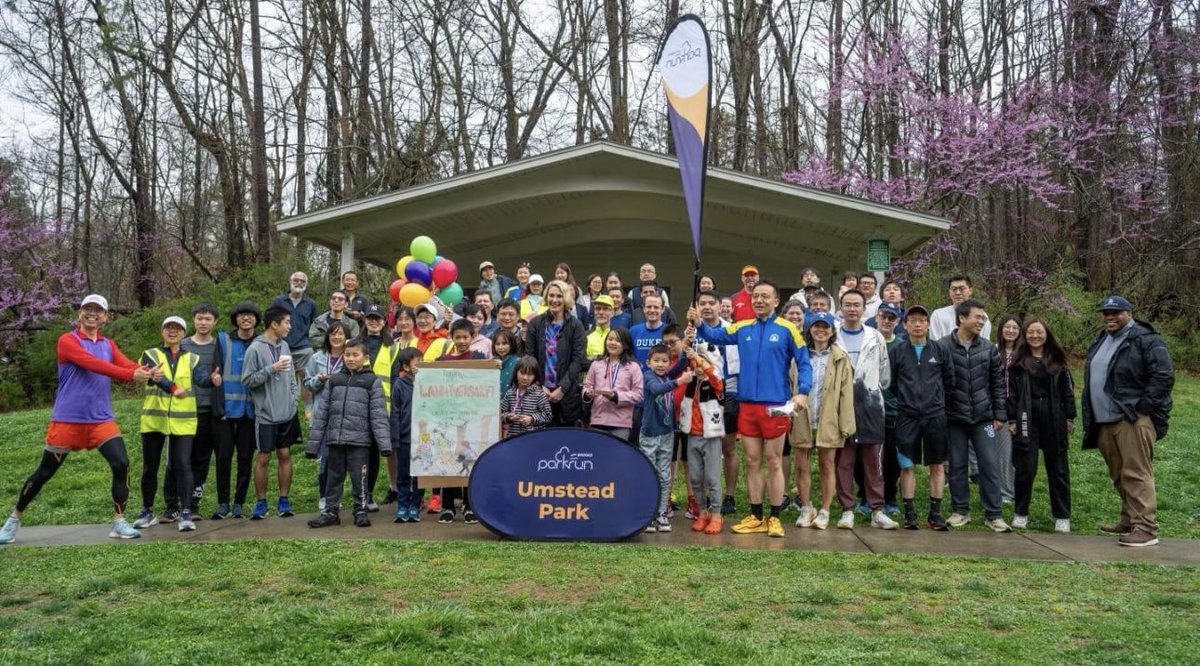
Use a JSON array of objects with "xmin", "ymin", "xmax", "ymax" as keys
[
  {"xmin": 404, "ymin": 260, "xmax": 433, "ymax": 287},
  {"xmin": 431, "ymin": 255, "xmax": 445, "ymax": 267}
]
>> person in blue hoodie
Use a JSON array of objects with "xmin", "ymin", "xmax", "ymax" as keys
[
  {"xmin": 640, "ymin": 344, "xmax": 690, "ymax": 534},
  {"xmin": 689, "ymin": 279, "xmax": 812, "ymax": 539}
]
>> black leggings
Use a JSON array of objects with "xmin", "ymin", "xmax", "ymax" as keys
[
  {"xmin": 164, "ymin": 411, "xmax": 216, "ymax": 509},
  {"xmin": 17, "ymin": 438, "xmax": 130, "ymax": 514},
  {"xmin": 141, "ymin": 432, "xmax": 194, "ymax": 511}
]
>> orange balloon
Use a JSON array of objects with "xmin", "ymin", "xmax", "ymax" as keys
[
  {"xmin": 398, "ymin": 282, "xmax": 431, "ymax": 308},
  {"xmin": 395, "ymin": 255, "xmax": 415, "ymax": 278}
]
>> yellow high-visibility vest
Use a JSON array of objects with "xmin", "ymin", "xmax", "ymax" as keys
[
  {"xmin": 140, "ymin": 347, "xmax": 199, "ymax": 436},
  {"xmin": 372, "ymin": 342, "xmax": 396, "ymax": 413}
]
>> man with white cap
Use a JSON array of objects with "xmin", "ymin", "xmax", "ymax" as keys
[{"xmin": 0, "ymin": 295, "xmax": 157, "ymax": 544}]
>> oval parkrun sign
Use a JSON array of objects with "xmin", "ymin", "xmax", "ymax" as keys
[{"xmin": 468, "ymin": 429, "xmax": 661, "ymax": 541}]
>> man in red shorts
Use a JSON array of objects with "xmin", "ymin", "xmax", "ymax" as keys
[
  {"xmin": 690, "ymin": 279, "xmax": 812, "ymax": 538},
  {"xmin": 0, "ymin": 294, "xmax": 155, "ymax": 544}
]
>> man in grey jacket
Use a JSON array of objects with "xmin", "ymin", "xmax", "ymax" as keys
[{"xmin": 241, "ymin": 305, "xmax": 301, "ymax": 520}]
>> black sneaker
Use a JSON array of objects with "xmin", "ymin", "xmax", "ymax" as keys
[
  {"xmin": 382, "ymin": 489, "xmax": 398, "ymax": 505},
  {"xmin": 463, "ymin": 509, "xmax": 478, "ymax": 524},
  {"xmin": 927, "ymin": 513, "xmax": 949, "ymax": 532},
  {"xmin": 307, "ymin": 512, "xmax": 340, "ymax": 528},
  {"xmin": 904, "ymin": 511, "xmax": 920, "ymax": 530},
  {"xmin": 720, "ymin": 496, "xmax": 736, "ymax": 516},
  {"xmin": 438, "ymin": 510, "xmax": 455, "ymax": 524},
  {"xmin": 212, "ymin": 503, "xmax": 231, "ymax": 520},
  {"xmin": 354, "ymin": 512, "xmax": 371, "ymax": 528},
  {"xmin": 160, "ymin": 508, "xmax": 181, "ymax": 524}
]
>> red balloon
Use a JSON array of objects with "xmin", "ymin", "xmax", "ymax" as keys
[
  {"xmin": 389, "ymin": 278, "xmax": 407, "ymax": 303},
  {"xmin": 431, "ymin": 259, "xmax": 458, "ymax": 289}
]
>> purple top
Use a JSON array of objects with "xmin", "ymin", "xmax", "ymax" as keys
[{"xmin": 50, "ymin": 329, "xmax": 139, "ymax": 423}]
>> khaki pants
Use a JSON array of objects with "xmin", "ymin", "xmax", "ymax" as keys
[{"xmin": 1096, "ymin": 416, "xmax": 1157, "ymax": 536}]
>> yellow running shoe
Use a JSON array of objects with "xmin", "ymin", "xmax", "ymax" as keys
[
  {"xmin": 731, "ymin": 515, "xmax": 768, "ymax": 534},
  {"xmin": 767, "ymin": 516, "xmax": 785, "ymax": 538}
]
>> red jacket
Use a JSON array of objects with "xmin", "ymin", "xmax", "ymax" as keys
[{"xmin": 732, "ymin": 289, "xmax": 755, "ymax": 322}]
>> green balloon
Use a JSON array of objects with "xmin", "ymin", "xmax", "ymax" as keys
[
  {"xmin": 438, "ymin": 282, "xmax": 464, "ymax": 306},
  {"xmin": 410, "ymin": 235, "xmax": 437, "ymax": 263}
]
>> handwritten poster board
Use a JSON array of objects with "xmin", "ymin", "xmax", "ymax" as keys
[{"xmin": 411, "ymin": 361, "xmax": 501, "ymax": 488}]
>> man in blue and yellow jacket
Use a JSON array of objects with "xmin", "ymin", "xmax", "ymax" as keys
[{"xmin": 690, "ymin": 279, "xmax": 812, "ymax": 539}]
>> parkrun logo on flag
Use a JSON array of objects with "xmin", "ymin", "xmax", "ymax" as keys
[
  {"xmin": 666, "ymin": 40, "xmax": 704, "ymax": 68},
  {"xmin": 536, "ymin": 447, "xmax": 594, "ymax": 472},
  {"xmin": 469, "ymin": 429, "xmax": 660, "ymax": 540}
]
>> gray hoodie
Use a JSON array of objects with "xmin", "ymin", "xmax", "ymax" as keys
[{"xmin": 241, "ymin": 336, "xmax": 300, "ymax": 424}]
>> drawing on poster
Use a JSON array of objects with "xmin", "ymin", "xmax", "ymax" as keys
[{"xmin": 411, "ymin": 365, "xmax": 500, "ymax": 477}]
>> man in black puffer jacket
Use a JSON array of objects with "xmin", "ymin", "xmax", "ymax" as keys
[
  {"xmin": 305, "ymin": 339, "xmax": 392, "ymax": 527},
  {"xmin": 936, "ymin": 299, "xmax": 1010, "ymax": 533},
  {"xmin": 1082, "ymin": 295, "xmax": 1174, "ymax": 547}
]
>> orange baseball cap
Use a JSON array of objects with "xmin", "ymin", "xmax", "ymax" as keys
[{"xmin": 741, "ymin": 265, "xmax": 759, "ymax": 276}]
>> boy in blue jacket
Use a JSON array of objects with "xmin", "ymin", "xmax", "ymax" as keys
[
  {"xmin": 641, "ymin": 344, "xmax": 691, "ymax": 533},
  {"xmin": 390, "ymin": 348, "xmax": 423, "ymax": 522}
]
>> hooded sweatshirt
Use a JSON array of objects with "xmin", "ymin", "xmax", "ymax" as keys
[{"xmin": 241, "ymin": 335, "xmax": 300, "ymax": 425}]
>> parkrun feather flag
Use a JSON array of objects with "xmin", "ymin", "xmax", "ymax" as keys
[{"xmin": 658, "ymin": 15, "xmax": 712, "ymax": 269}]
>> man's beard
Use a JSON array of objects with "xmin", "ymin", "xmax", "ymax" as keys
[{"xmin": 291, "ymin": 285, "xmax": 307, "ymax": 295}]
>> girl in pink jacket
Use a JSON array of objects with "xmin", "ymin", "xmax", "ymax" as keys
[{"xmin": 583, "ymin": 328, "xmax": 644, "ymax": 443}]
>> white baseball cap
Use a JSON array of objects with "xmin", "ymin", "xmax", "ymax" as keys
[
  {"xmin": 528, "ymin": 273, "xmax": 545, "ymax": 284},
  {"xmin": 161, "ymin": 316, "xmax": 188, "ymax": 330},
  {"xmin": 80, "ymin": 294, "xmax": 109, "ymax": 311}
]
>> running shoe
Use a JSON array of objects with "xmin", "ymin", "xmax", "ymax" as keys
[
  {"xmin": 1118, "ymin": 530, "xmax": 1159, "ymax": 547},
  {"xmin": 731, "ymin": 515, "xmax": 768, "ymax": 534},
  {"xmin": 438, "ymin": 510, "xmax": 455, "ymax": 524},
  {"xmin": 883, "ymin": 503, "xmax": 900, "ymax": 516},
  {"xmin": 0, "ymin": 516, "xmax": 19, "ymax": 544},
  {"xmin": 1012, "ymin": 515, "xmax": 1029, "ymax": 529},
  {"xmin": 780, "ymin": 494, "xmax": 792, "ymax": 513},
  {"xmin": 667, "ymin": 498, "xmax": 678, "ymax": 519},
  {"xmin": 855, "ymin": 500, "xmax": 870, "ymax": 515},
  {"xmin": 837, "ymin": 511, "xmax": 855, "ymax": 529},
  {"xmin": 927, "ymin": 513, "xmax": 949, "ymax": 531},
  {"xmin": 250, "ymin": 499, "xmax": 268, "ymax": 520},
  {"xmin": 644, "ymin": 521, "xmax": 657, "ymax": 533},
  {"xmin": 720, "ymin": 496, "xmax": 736, "ymax": 516},
  {"xmin": 767, "ymin": 516, "xmax": 785, "ymax": 538},
  {"xmin": 946, "ymin": 512, "xmax": 971, "ymax": 528},
  {"xmin": 354, "ymin": 512, "xmax": 371, "ymax": 528},
  {"xmin": 231, "ymin": 504, "xmax": 245, "ymax": 519},
  {"xmin": 685, "ymin": 495, "xmax": 700, "ymax": 520},
  {"xmin": 212, "ymin": 503, "xmax": 231, "ymax": 520},
  {"xmin": 276, "ymin": 497, "xmax": 294, "ymax": 517},
  {"xmin": 986, "ymin": 518, "xmax": 1012, "ymax": 533},
  {"xmin": 903, "ymin": 510, "xmax": 920, "ymax": 530},
  {"xmin": 427, "ymin": 494, "xmax": 443, "ymax": 514},
  {"xmin": 1054, "ymin": 519, "xmax": 1071, "ymax": 534},
  {"xmin": 159, "ymin": 508, "xmax": 180, "ymax": 524},
  {"xmin": 394, "ymin": 507, "xmax": 407, "ymax": 523},
  {"xmin": 366, "ymin": 497, "xmax": 380, "ymax": 513},
  {"xmin": 133, "ymin": 508, "xmax": 158, "ymax": 529},
  {"xmin": 463, "ymin": 509, "xmax": 478, "ymax": 525},
  {"xmin": 787, "ymin": 494, "xmax": 802, "ymax": 513},
  {"xmin": 308, "ymin": 512, "xmax": 340, "ymax": 528},
  {"xmin": 871, "ymin": 510, "xmax": 899, "ymax": 530},
  {"xmin": 408, "ymin": 505, "xmax": 421, "ymax": 523},
  {"xmin": 813, "ymin": 509, "xmax": 830, "ymax": 530},
  {"xmin": 655, "ymin": 514, "xmax": 672, "ymax": 532},
  {"xmin": 109, "ymin": 517, "xmax": 141, "ymax": 539},
  {"xmin": 178, "ymin": 511, "xmax": 196, "ymax": 532},
  {"xmin": 795, "ymin": 506, "xmax": 816, "ymax": 528}
]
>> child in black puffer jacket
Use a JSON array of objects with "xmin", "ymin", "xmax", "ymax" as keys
[{"xmin": 306, "ymin": 338, "xmax": 392, "ymax": 528}]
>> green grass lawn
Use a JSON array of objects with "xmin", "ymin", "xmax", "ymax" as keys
[
  {"xmin": 1, "ymin": 374, "xmax": 1197, "ymax": 537},
  {"xmin": 0, "ymin": 540, "xmax": 1196, "ymax": 664}
]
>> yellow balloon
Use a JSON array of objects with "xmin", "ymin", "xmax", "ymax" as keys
[
  {"xmin": 395, "ymin": 255, "xmax": 415, "ymax": 278},
  {"xmin": 398, "ymin": 282, "xmax": 431, "ymax": 308}
]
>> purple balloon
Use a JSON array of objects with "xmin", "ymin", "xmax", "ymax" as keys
[{"xmin": 404, "ymin": 260, "xmax": 433, "ymax": 287}]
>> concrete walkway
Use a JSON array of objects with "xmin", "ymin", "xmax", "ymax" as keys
[{"xmin": 6, "ymin": 513, "xmax": 1197, "ymax": 566}]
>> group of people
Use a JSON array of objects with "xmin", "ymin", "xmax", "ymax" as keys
[{"xmin": 0, "ymin": 262, "xmax": 1175, "ymax": 549}]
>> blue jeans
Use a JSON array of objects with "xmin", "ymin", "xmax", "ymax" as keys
[{"xmin": 947, "ymin": 421, "xmax": 1002, "ymax": 520}]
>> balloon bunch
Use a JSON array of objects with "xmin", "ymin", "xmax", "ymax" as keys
[{"xmin": 388, "ymin": 235, "xmax": 464, "ymax": 308}]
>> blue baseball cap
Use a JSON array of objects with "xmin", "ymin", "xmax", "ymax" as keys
[
  {"xmin": 877, "ymin": 302, "xmax": 903, "ymax": 319},
  {"xmin": 1098, "ymin": 295, "xmax": 1132, "ymax": 312},
  {"xmin": 805, "ymin": 311, "xmax": 836, "ymax": 328}
]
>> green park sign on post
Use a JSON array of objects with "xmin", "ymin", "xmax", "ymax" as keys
[{"xmin": 867, "ymin": 238, "xmax": 890, "ymax": 272}]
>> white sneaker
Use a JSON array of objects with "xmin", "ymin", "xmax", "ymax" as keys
[
  {"xmin": 871, "ymin": 510, "xmax": 899, "ymax": 530},
  {"xmin": 1054, "ymin": 519, "xmax": 1071, "ymax": 534},
  {"xmin": 132, "ymin": 508, "xmax": 158, "ymax": 529},
  {"xmin": 1012, "ymin": 515, "xmax": 1029, "ymax": 529},
  {"xmin": 986, "ymin": 518, "xmax": 1012, "ymax": 533},
  {"xmin": 795, "ymin": 506, "xmax": 816, "ymax": 528},
  {"xmin": 813, "ymin": 509, "xmax": 830, "ymax": 530},
  {"xmin": 644, "ymin": 522, "xmax": 658, "ymax": 533},
  {"xmin": 947, "ymin": 512, "xmax": 971, "ymax": 528},
  {"xmin": 656, "ymin": 514, "xmax": 672, "ymax": 533},
  {"xmin": 837, "ymin": 511, "xmax": 855, "ymax": 529},
  {"xmin": 0, "ymin": 515, "xmax": 20, "ymax": 544},
  {"xmin": 108, "ymin": 517, "xmax": 141, "ymax": 539},
  {"xmin": 178, "ymin": 511, "xmax": 196, "ymax": 532}
]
